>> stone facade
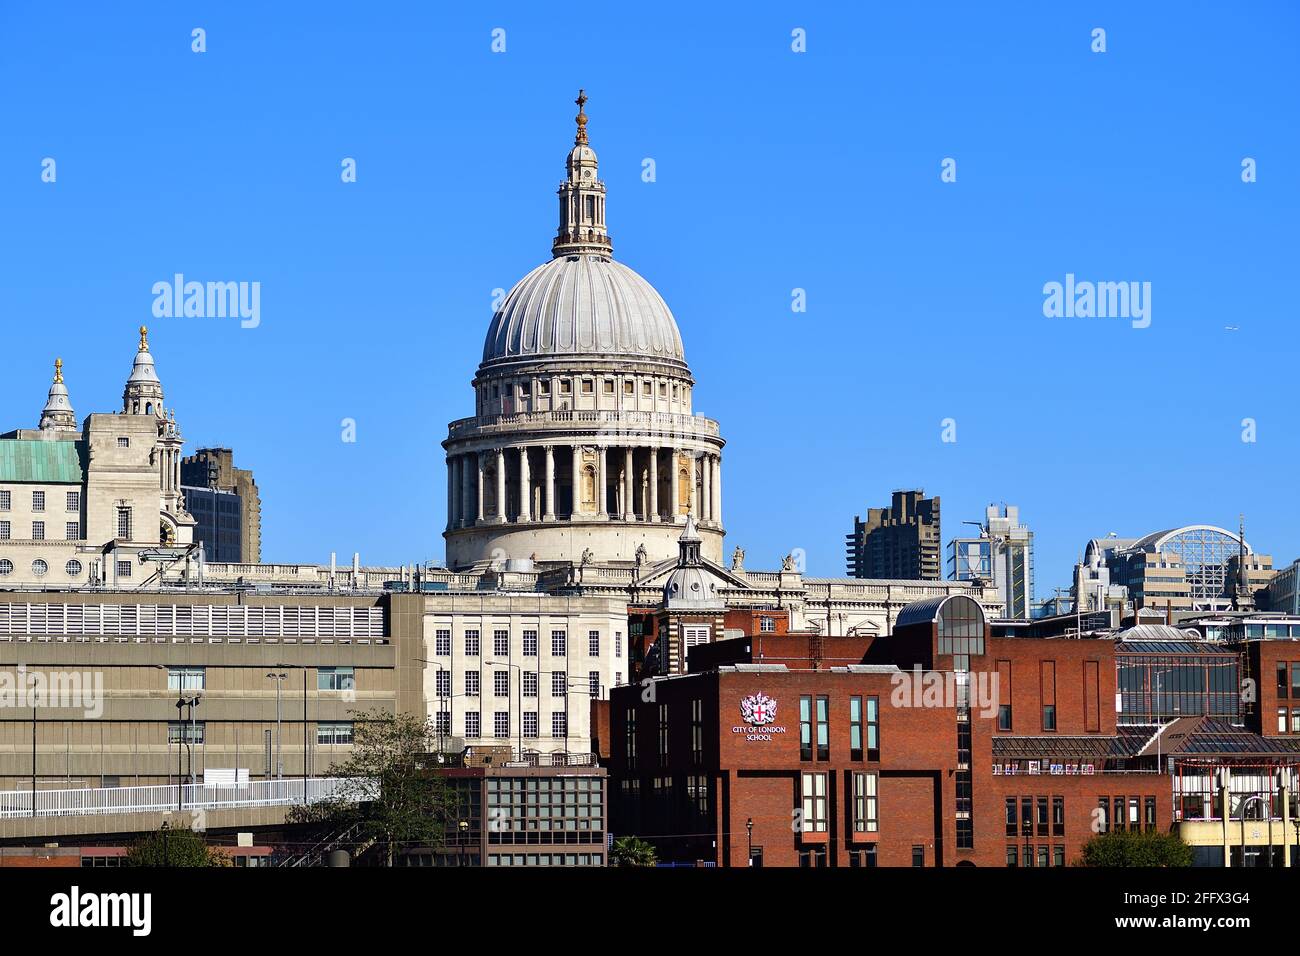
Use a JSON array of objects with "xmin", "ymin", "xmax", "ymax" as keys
[{"xmin": 0, "ymin": 331, "xmax": 195, "ymax": 587}]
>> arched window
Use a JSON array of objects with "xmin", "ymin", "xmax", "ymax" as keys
[{"xmin": 937, "ymin": 595, "xmax": 985, "ymax": 657}]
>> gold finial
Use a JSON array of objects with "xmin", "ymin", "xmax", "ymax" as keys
[
  {"xmin": 574, "ymin": 89, "xmax": 589, "ymax": 145},
  {"xmin": 138, "ymin": 325, "xmax": 149, "ymax": 351},
  {"xmin": 53, "ymin": 358, "xmax": 63, "ymax": 384}
]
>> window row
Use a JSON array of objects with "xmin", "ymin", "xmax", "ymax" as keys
[
  {"xmin": 0, "ymin": 521, "xmax": 81, "ymax": 540},
  {"xmin": 446, "ymin": 711, "xmax": 569, "ymax": 739},
  {"xmin": 0, "ymin": 558, "xmax": 84, "ymax": 577},
  {"xmin": 435, "ymin": 670, "xmax": 601, "ymax": 698},
  {"xmin": 798, "ymin": 770, "xmax": 879, "ymax": 834},
  {"xmin": 432, "ymin": 628, "xmax": 619, "ymax": 658},
  {"xmin": 0, "ymin": 491, "xmax": 80, "ymax": 512},
  {"xmin": 1005, "ymin": 845, "xmax": 1067, "ymax": 867},
  {"xmin": 1004, "ymin": 796, "xmax": 1066, "ymax": 837},
  {"xmin": 799, "ymin": 695, "xmax": 879, "ymax": 762},
  {"xmin": 1095, "ymin": 795, "xmax": 1159, "ymax": 833}
]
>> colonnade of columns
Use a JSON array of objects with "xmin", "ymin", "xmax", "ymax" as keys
[{"xmin": 445, "ymin": 444, "xmax": 721, "ymax": 531}]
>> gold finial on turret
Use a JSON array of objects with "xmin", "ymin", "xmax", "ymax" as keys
[
  {"xmin": 574, "ymin": 89, "xmax": 589, "ymax": 146},
  {"xmin": 54, "ymin": 358, "xmax": 63, "ymax": 384},
  {"xmin": 139, "ymin": 325, "xmax": 149, "ymax": 351}
]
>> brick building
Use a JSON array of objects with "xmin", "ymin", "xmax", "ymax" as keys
[{"xmin": 608, "ymin": 595, "xmax": 1300, "ymax": 867}]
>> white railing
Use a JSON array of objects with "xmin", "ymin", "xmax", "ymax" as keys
[
  {"xmin": 0, "ymin": 603, "xmax": 386, "ymax": 640},
  {"xmin": 0, "ymin": 776, "xmax": 376, "ymax": 820}
]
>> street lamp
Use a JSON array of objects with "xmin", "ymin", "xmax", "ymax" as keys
[
  {"xmin": 265, "ymin": 672, "xmax": 287, "ymax": 779},
  {"xmin": 1239, "ymin": 793, "xmax": 1269, "ymax": 868},
  {"xmin": 272, "ymin": 663, "xmax": 311, "ymax": 807},
  {"xmin": 747, "ymin": 818, "xmax": 754, "ymax": 866},
  {"xmin": 415, "ymin": 658, "xmax": 449, "ymax": 754},
  {"xmin": 174, "ymin": 693, "xmax": 201, "ymax": 808}
]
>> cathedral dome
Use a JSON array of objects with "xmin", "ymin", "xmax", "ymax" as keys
[{"xmin": 481, "ymin": 254, "xmax": 686, "ymax": 369}]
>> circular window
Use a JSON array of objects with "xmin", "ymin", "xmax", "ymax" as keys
[
  {"xmin": 65, "ymin": 559, "xmax": 83, "ymax": 577},
  {"xmin": 31, "ymin": 559, "xmax": 48, "ymax": 577},
  {"xmin": 0, "ymin": 559, "xmax": 12, "ymax": 576}
]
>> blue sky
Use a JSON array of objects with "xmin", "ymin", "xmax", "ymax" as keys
[{"xmin": 2, "ymin": 2, "xmax": 1297, "ymax": 592}]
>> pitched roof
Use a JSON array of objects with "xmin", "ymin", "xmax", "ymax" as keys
[{"xmin": 0, "ymin": 439, "xmax": 84, "ymax": 483}]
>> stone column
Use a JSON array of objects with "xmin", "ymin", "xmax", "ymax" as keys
[
  {"xmin": 649, "ymin": 448, "xmax": 659, "ymax": 522},
  {"xmin": 702, "ymin": 453, "xmax": 712, "ymax": 523},
  {"xmin": 544, "ymin": 445, "xmax": 556, "ymax": 521},
  {"xmin": 623, "ymin": 447, "xmax": 635, "ymax": 520},
  {"xmin": 495, "ymin": 448, "xmax": 506, "ymax": 522},
  {"xmin": 476, "ymin": 453, "xmax": 486, "ymax": 522},
  {"xmin": 570, "ymin": 444, "xmax": 581, "ymax": 518},
  {"xmin": 448, "ymin": 457, "xmax": 459, "ymax": 530},
  {"xmin": 519, "ymin": 447, "xmax": 531, "ymax": 522},
  {"xmin": 711, "ymin": 454, "xmax": 722, "ymax": 525},
  {"xmin": 597, "ymin": 447, "xmax": 608, "ymax": 519},
  {"xmin": 461, "ymin": 454, "xmax": 474, "ymax": 528},
  {"xmin": 693, "ymin": 455, "xmax": 702, "ymax": 519}
]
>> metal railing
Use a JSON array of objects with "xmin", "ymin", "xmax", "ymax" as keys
[{"xmin": 0, "ymin": 776, "xmax": 374, "ymax": 820}]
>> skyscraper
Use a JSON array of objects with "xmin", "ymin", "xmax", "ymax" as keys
[
  {"xmin": 845, "ymin": 489, "xmax": 942, "ymax": 580},
  {"xmin": 948, "ymin": 504, "xmax": 1035, "ymax": 619}
]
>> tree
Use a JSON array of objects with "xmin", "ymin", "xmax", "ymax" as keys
[
  {"xmin": 1077, "ymin": 829, "xmax": 1193, "ymax": 867},
  {"xmin": 610, "ymin": 836, "xmax": 658, "ymax": 867},
  {"xmin": 288, "ymin": 709, "xmax": 456, "ymax": 867},
  {"xmin": 126, "ymin": 825, "xmax": 232, "ymax": 867}
]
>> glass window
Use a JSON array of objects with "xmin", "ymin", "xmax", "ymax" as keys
[
  {"xmin": 465, "ymin": 629, "xmax": 480, "ymax": 656},
  {"xmin": 852, "ymin": 772, "xmax": 878, "ymax": 833},
  {"xmin": 167, "ymin": 721, "xmax": 205, "ymax": 744},
  {"xmin": 998, "ymin": 704, "xmax": 1012, "ymax": 731},
  {"xmin": 493, "ymin": 629, "xmax": 509, "ymax": 656},
  {"xmin": 799, "ymin": 696, "xmax": 812, "ymax": 761},
  {"xmin": 866, "ymin": 697, "xmax": 879, "ymax": 760},
  {"xmin": 434, "ymin": 629, "xmax": 451, "ymax": 655},
  {"xmin": 815, "ymin": 696, "xmax": 829, "ymax": 760},
  {"xmin": 167, "ymin": 666, "xmax": 205, "ymax": 691},
  {"xmin": 849, "ymin": 697, "xmax": 863, "ymax": 760},
  {"xmin": 800, "ymin": 772, "xmax": 828, "ymax": 833},
  {"xmin": 317, "ymin": 666, "xmax": 354, "ymax": 691},
  {"xmin": 317, "ymin": 721, "xmax": 354, "ymax": 745},
  {"xmin": 523, "ymin": 630, "xmax": 538, "ymax": 656}
]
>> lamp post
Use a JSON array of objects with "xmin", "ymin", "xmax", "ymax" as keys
[
  {"xmin": 415, "ymin": 658, "xmax": 449, "ymax": 754},
  {"xmin": 746, "ymin": 818, "xmax": 754, "ymax": 866},
  {"xmin": 265, "ymin": 672, "xmax": 287, "ymax": 779},
  {"xmin": 272, "ymin": 664, "xmax": 310, "ymax": 806},
  {"xmin": 174, "ymin": 693, "xmax": 201, "ymax": 805},
  {"xmin": 30, "ymin": 699, "xmax": 36, "ymax": 819},
  {"xmin": 1239, "ymin": 793, "xmax": 1269, "ymax": 868}
]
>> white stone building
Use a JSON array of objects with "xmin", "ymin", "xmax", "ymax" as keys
[{"xmin": 0, "ymin": 329, "xmax": 195, "ymax": 588}]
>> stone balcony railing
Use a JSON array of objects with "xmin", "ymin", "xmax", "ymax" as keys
[{"xmin": 446, "ymin": 409, "xmax": 722, "ymax": 441}]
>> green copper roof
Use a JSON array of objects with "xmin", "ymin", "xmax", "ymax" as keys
[{"xmin": 0, "ymin": 439, "xmax": 84, "ymax": 484}]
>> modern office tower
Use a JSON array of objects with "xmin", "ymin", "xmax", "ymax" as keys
[{"xmin": 948, "ymin": 504, "xmax": 1035, "ymax": 619}]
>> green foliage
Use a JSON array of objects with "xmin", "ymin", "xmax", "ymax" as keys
[
  {"xmin": 1076, "ymin": 829, "xmax": 1193, "ymax": 867},
  {"xmin": 287, "ymin": 709, "xmax": 456, "ymax": 866},
  {"xmin": 126, "ymin": 825, "xmax": 232, "ymax": 867},
  {"xmin": 610, "ymin": 835, "xmax": 658, "ymax": 867}
]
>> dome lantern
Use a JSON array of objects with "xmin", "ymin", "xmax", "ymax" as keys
[{"xmin": 553, "ymin": 89, "xmax": 613, "ymax": 258}]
